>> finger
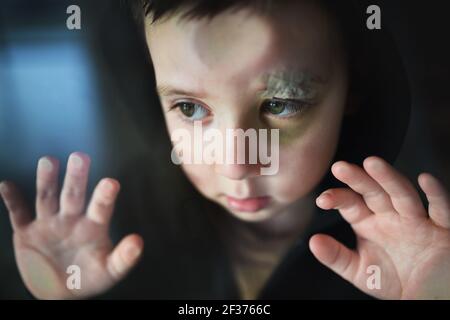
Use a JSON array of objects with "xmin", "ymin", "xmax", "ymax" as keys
[
  {"xmin": 36, "ymin": 156, "xmax": 60, "ymax": 218},
  {"xmin": 107, "ymin": 234, "xmax": 143, "ymax": 281},
  {"xmin": 86, "ymin": 178, "xmax": 120, "ymax": 225},
  {"xmin": 331, "ymin": 161, "xmax": 395, "ymax": 215},
  {"xmin": 317, "ymin": 188, "xmax": 373, "ymax": 225},
  {"xmin": 0, "ymin": 181, "xmax": 33, "ymax": 231},
  {"xmin": 309, "ymin": 234, "xmax": 360, "ymax": 284},
  {"xmin": 363, "ymin": 156, "xmax": 427, "ymax": 220},
  {"xmin": 60, "ymin": 152, "xmax": 91, "ymax": 216},
  {"xmin": 418, "ymin": 173, "xmax": 450, "ymax": 228}
]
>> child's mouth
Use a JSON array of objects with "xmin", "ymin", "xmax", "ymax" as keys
[{"xmin": 225, "ymin": 195, "xmax": 272, "ymax": 212}]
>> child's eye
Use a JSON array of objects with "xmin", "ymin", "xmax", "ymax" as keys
[
  {"xmin": 260, "ymin": 98, "xmax": 308, "ymax": 119},
  {"xmin": 172, "ymin": 102, "xmax": 210, "ymax": 121}
]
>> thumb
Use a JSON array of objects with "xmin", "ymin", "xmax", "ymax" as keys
[
  {"xmin": 309, "ymin": 234, "xmax": 360, "ymax": 284},
  {"xmin": 107, "ymin": 234, "xmax": 143, "ymax": 281}
]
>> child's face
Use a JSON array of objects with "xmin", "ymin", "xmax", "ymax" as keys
[{"xmin": 145, "ymin": 1, "xmax": 349, "ymax": 222}]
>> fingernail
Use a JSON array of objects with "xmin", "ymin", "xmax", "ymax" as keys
[
  {"xmin": 366, "ymin": 157, "xmax": 383, "ymax": 171},
  {"xmin": 372, "ymin": 159, "xmax": 383, "ymax": 170},
  {"xmin": 69, "ymin": 154, "xmax": 84, "ymax": 170},
  {"xmin": 38, "ymin": 157, "xmax": 53, "ymax": 173},
  {"xmin": 101, "ymin": 180, "xmax": 113, "ymax": 192},
  {"xmin": 320, "ymin": 191, "xmax": 332, "ymax": 198},
  {"xmin": 127, "ymin": 245, "xmax": 141, "ymax": 260},
  {"xmin": 336, "ymin": 164, "xmax": 349, "ymax": 174},
  {"xmin": 317, "ymin": 192, "xmax": 331, "ymax": 206},
  {"xmin": 316, "ymin": 197, "xmax": 326, "ymax": 206}
]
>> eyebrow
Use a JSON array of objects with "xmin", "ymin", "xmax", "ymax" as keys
[
  {"xmin": 259, "ymin": 70, "xmax": 326, "ymax": 100},
  {"xmin": 156, "ymin": 85, "xmax": 207, "ymax": 98},
  {"xmin": 262, "ymin": 70, "xmax": 326, "ymax": 86},
  {"xmin": 156, "ymin": 71, "xmax": 326, "ymax": 99}
]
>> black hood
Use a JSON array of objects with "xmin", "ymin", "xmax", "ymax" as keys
[{"xmin": 320, "ymin": 0, "xmax": 411, "ymax": 190}]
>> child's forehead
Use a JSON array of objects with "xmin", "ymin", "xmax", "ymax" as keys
[
  {"xmin": 146, "ymin": 3, "xmax": 341, "ymax": 96},
  {"xmin": 151, "ymin": 13, "xmax": 329, "ymax": 91},
  {"xmin": 147, "ymin": 8, "xmax": 274, "ymax": 66},
  {"xmin": 149, "ymin": 17, "xmax": 334, "ymax": 80}
]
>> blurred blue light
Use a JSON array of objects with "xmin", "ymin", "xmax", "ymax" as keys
[{"xmin": 0, "ymin": 29, "xmax": 105, "ymax": 177}]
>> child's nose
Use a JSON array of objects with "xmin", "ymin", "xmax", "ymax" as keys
[
  {"xmin": 214, "ymin": 162, "xmax": 261, "ymax": 180},
  {"xmin": 213, "ymin": 116, "xmax": 265, "ymax": 180}
]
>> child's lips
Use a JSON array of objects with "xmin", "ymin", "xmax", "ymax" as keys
[{"xmin": 225, "ymin": 195, "xmax": 272, "ymax": 212}]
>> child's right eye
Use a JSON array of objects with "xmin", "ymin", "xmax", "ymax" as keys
[{"xmin": 171, "ymin": 102, "xmax": 211, "ymax": 122}]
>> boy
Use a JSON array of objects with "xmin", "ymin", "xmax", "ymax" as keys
[{"xmin": 1, "ymin": 0, "xmax": 449, "ymax": 299}]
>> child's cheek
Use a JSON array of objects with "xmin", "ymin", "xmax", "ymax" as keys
[
  {"xmin": 273, "ymin": 143, "xmax": 326, "ymax": 203},
  {"xmin": 276, "ymin": 106, "xmax": 318, "ymax": 146},
  {"xmin": 273, "ymin": 113, "xmax": 341, "ymax": 203}
]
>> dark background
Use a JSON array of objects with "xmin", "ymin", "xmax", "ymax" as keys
[{"xmin": 0, "ymin": 0, "xmax": 449, "ymax": 298}]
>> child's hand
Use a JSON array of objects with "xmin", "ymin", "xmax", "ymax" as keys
[
  {"xmin": 0, "ymin": 152, "xmax": 143, "ymax": 299},
  {"xmin": 311, "ymin": 156, "xmax": 450, "ymax": 299}
]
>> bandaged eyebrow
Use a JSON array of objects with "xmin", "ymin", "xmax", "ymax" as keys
[{"xmin": 262, "ymin": 70, "xmax": 321, "ymax": 100}]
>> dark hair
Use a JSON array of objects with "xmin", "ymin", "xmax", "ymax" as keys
[
  {"xmin": 134, "ymin": 0, "xmax": 274, "ymax": 23},
  {"xmin": 127, "ymin": 0, "xmax": 411, "ymax": 186},
  {"xmin": 130, "ymin": 0, "xmax": 360, "ymax": 51}
]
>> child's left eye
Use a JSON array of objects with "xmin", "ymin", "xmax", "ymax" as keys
[{"xmin": 260, "ymin": 98, "xmax": 308, "ymax": 119}]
